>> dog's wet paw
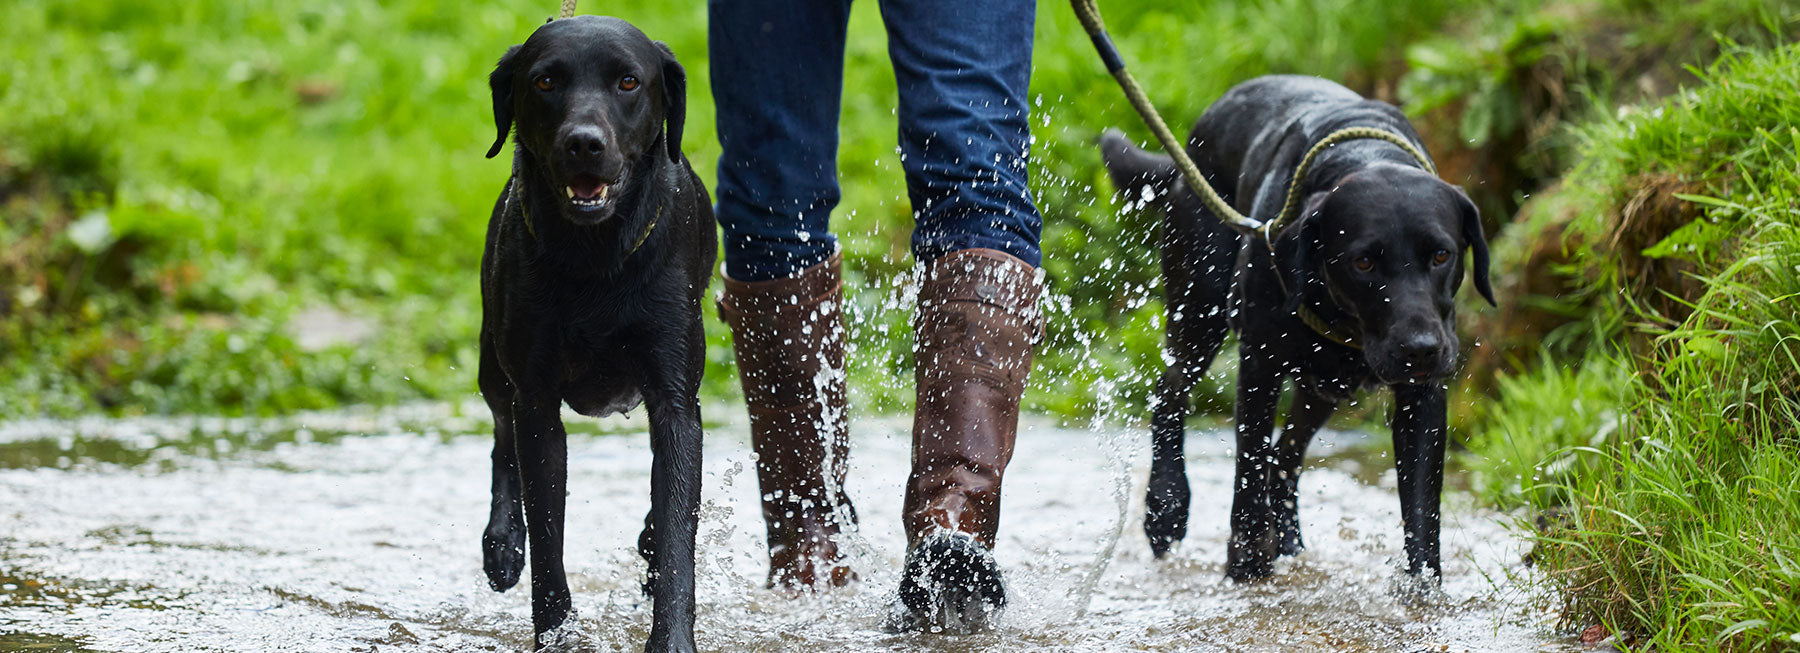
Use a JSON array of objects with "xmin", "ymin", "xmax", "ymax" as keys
[
  {"xmin": 1143, "ymin": 465, "xmax": 1191, "ymax": 558},
  {"xmin": 482, "ymin": 521, "xmax": 527, "ymax": 592},
  {"xmin": 1389, "ymin": 568, "xmax": 1446, "ymax": 606},
  {"xmin": 1275, "ymin": 511, "xmax": 1305, "ymax": 558},
  {"xmin": 1225, "ymin": 529, "xmax": 1279, "ymax": 583},
  {"xmin": 536, "ymin": 618, "xmax": 599, "ymax": 653},
  {"xmin": 644, "ymin": 626, "xmax": 696, "ymax": 653}
]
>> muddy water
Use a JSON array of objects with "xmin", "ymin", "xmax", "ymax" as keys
[{"xmin": 0, "ymin": 403, "xmax": 1571, "ymax": 652}]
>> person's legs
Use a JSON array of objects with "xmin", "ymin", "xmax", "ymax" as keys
[
  {"xmin": 882, "ymin": 0, "xmax": 1042, "ymax": 268},
  {"xmin": 710, "ymin": 0, "xmax": 858, "ymax": 591},
  {"xmin": 878, "ymin": 0, "xmax": 1044, "ymax": 632},
  {"xmin": 712, "ymin": 0, "xmax": 851, "ymax": 282}
]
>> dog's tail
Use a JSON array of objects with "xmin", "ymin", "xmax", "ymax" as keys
[{"xmin": 1098, "ymin": 128, "xmax": 1181, "ymax": 215}]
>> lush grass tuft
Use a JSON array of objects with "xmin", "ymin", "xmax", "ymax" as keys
[{"xmin": 1467, "ymin": 42, "xmax": 1800, "ymax": 649}]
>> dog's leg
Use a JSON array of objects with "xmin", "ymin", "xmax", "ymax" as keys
[
  {"xmin": 1269, "ymin": 386, "xmax": 1338, "ymax": 558},
  {"xmin": 480, "ymin": 340, "xmax": 528, "ymax": 592},
  {"xmin": 1226, "ymin": 347, "xmax": 1283, "ymax": 582},
  {"xmin": 512, "ymin": 392, "xmax": 573, "ymax": 644},
  {"xmin": 1145, "ymin": 276, "xmax": 1231, "ymax": 558},
  {"xmin": 1145, "ymin": 357, "xmax": 1200, "ymax": 558},
  {"xmin": 640, "ymin": 324, "xmax": 704, "ymax": 653},
  {"xmin": 637, "ymin": 507, "xmax": 658, "ymax": 597},
  {"xmin": 1391, "ymin": 383, "xmax": 1447, "ymax": 578}
]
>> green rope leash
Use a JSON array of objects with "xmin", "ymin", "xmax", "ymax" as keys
[
  {"xmin": 1069, "ymin": 0, "xmax": 1435, "ymax": 248},
  {"xmin": 1271, "ymin": 127, "xmax": 1438, "ymax": 242},
  {"xmin": 558, "ymin": 0, "xmax": 577, "ymax": 20}
]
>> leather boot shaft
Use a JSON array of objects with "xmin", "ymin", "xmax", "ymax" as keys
[
  {"xmin": 719, "ymin": 253, "xmax": 855, "ymax": 588},
  {"xmin": 904, "ymin": 248, "xmax": 1044, "ymax": 549}
]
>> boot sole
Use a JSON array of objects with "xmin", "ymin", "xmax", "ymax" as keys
[{"xmin": 886, "ymin": 532, "xmax": 1005, "ymax": 634}]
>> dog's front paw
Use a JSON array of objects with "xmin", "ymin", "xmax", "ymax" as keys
[
  {"xmin": 1275, "ymin": 510, "xmax": 1305, "ymax": 558},
  {"xmin": 1144, "ymin": 463, "xmax": 1191, "ymax": 558},
  {"xmin": 483, "ymin": 519, "xmax": 527, "ymax": 592},
  {"xmin": 535, "ymin": 617, "xmax": 591, "ymax": 653},
  {"xmin": 644, "ymin": 626, "xmax": 696, "ymax": 653},
  {"xmin": 1225, "ymin": 528, "xmax": 1279, "ymax": 583}
]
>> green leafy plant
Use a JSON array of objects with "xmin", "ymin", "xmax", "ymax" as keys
[{"xmin": 1401, "ymin": 14, "xmax": 1561, "ymax": 147}]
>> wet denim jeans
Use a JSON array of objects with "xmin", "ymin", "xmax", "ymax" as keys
[{"xmin": 709, "ymin": 0, "xmax": 1042, "ymax": 282}]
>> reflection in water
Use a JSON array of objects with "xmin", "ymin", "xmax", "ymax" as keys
[{"xmin": 0, "ymin": 404, "xmax": 1571, "ymax": 651}]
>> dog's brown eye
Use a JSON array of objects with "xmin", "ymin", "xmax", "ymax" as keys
[
  {"xmin": 1432, "ymin": 249, "xmax": 1452, "ymax": 265},
  {"xmin": 618, "ymin": 75, "xmax": 639, "ymax": 91},
  {"xmin": 1353, "ymin": 256, "xmax": 1374, "ymax": 272},
  {"xmin": 534, "ymin": 75, "xmax": 554, "ymax": 92}
]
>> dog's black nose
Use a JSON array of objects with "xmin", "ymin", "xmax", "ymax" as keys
[
  {"xmin": 564, "ymin": 126, "xmax": 607, "ymax": 160},
  {"xmin": 1397, "ymin": 333, "xmax": 1442, "ymax": 367}
]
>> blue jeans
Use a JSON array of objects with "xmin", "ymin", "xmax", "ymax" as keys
[{"xmin": 710, "ymin": 0, "xmax": 1042, "ymax": 282}]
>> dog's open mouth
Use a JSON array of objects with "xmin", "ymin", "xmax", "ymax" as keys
[{"xmin": 564, "ymin": 175, "xmax": 613, "ymax": 212}]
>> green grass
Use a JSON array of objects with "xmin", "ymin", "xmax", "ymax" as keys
[
  {"xmin": 1462, "ymin": 351, "xmax": 1633, "ymax": 509},
  {"xmin": 1, "ymin": 0, "xmax": 1793, "ymax": 440},
  {"xmin": 1, "ymin": 1, "xmax": 563, "ymax": 414},
  {"xmin": 1465, "ymin": 42, "xmax": 1800, "ymax": 650},
  {"xmin": 0, "ymin": 0, "xmax": 1489, "ymax": 419}
]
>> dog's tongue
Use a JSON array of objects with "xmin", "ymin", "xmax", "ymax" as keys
[{"xmin": 568, "ymin": 177, "xmax": 607, "ymax": 200}]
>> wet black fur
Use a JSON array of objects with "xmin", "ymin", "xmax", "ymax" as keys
[
  {"xmin": 477, "ymin": 16, "xmax": 714, "ymax": 653},
  {"xmin": 1099, "ymin": 75, "xmax": 1494, "ymax": 582}
]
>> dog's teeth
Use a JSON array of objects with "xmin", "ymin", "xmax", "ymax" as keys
[
  {"xmin": 599, "ymin": 185, "xmax": 609, "ymax": 199},
  {"xmin": 564, "ymin": 186, "xmax": 574, "ymax": 199}
]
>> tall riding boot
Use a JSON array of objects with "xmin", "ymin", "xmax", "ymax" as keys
[
  {"xmin": 719, "ymin": 253, "xmax": 857, "ymax": 590},
  {"xmin": 891, "ymin": 248, "xmax": 1043, "ymax": 633}
]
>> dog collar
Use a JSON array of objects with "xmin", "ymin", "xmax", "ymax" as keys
[
  {"xmin": 507, "ymin": 177, "xmax": 660, "ymax": 257},
  {"xmin": 627, "ymin": 207, "xmax": 661, "ymax": 256},
  {"xmin": 1295, "ymin": 303, "xmax": 1361, "ymax": 350},
  {"xmin": 1269, "ymin": 259, "xmax": 1364, "ymax": 350}
]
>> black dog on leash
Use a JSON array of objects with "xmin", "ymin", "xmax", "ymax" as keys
[
  {"xmin": 477, "ymin": 16, "xmax": 713, "ymax": 652},
  {"xmin": 1100, "ymin": 75, "xmax": 1493, "ymax": 582}
]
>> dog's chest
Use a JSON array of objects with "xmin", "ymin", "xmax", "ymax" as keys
[
  {"xmin": 556, "ymin": 294, "xmax": 646, "ymax": 359},
  {"xmin": 1296, "ymin": 359, "xmax": 1373, "ymax": 402},
  {"xmin": 555, "ymin": 323, "xmax": 647, "ymax": 418},
  {"xmin": 544, "ymin": 284, "xmax": 649, "ymax": 383}
]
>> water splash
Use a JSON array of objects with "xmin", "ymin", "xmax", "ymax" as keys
[{"xmin": 0, "ymin": 406, "xmax": 1572, "ymax": 651}]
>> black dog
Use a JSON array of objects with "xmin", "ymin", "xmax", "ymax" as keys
[
  {"xmin": 1100, "ymin": 75, "xmax": 1493, "ymax": 582},
  {"xmin": 477, "ymin": 16, "xmax": 713, "ymax": 652}
]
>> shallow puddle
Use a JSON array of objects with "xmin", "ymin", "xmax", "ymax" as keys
[{"xmin": 0, "ymin": 404, "xmax": 1573, "ymax": 651}]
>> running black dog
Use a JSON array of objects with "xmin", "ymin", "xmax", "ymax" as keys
[
  {"xmin": 1099, "ymin": 75, "xmax": 1493, "ymax": 582},
  {"xmin": 477, "ymin": 16, "xmax": 713, "ymax": 652}
]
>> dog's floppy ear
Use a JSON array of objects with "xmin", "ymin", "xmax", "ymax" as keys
[
  {"xmin": 486, "ymin": 45, "xmax": 522, "ymax": 159},
  {"xmin": 1453, "ymin": 187, "xmax": 1496, "ymax": 306},
  {"xmin": 657, "ymin": 42, "xmax": 687, "ymax": 164},
  {"xmin": 1273, "ymin": 191, "xmax": 1330, "ymax": 313}
]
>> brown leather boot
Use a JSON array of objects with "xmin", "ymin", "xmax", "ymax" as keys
[
  {"xmin": 718, "ymin": 253, "xmax": 857, "ymax": 591},
  {"xmin": 890, "ymin": 248, "xmax": 1043, "ymax": 633}
]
